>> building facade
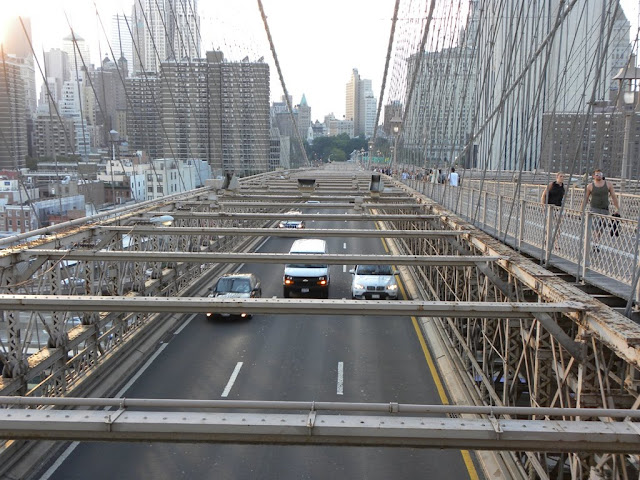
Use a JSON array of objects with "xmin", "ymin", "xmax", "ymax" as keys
[{"xmin": 0, "ymin": 55, "xmax": 28, "ymax": 170}]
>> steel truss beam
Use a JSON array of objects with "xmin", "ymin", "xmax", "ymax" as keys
[
  {"xmin": 165, "ymin": 213, "xmax": 442, "ymax": 221},
  {"xmin": 97, "ymin": 227, "xmax": 465, "ymax": 238},
  {"xmin": 212, "ymin": 202, "xmax": 424, "ymax": 209},
  {"xmin": 0, "ymin": 296, "xmax": 584, "ymax": 317},
  {"xmin": 19, "ymin": 250, "xmax": 501, "ymax": 266},
  {"xmin": 0, "ymin": 409, "xmax": 637, "ymax": 452}
]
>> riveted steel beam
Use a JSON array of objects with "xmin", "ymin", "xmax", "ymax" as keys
[
  {"xmin": 97, "ymin": 227, "xmax": 464, "ymax": 238},
  {"xmin": 19, "ymin": 250, "xmax": 501, "ymax": 266},
  {"xmin": 0, "ymin": 409, "xmax": 636, "ymax": 453},
  {"xmin": 0, "ymin": 296, "xmax": 585, "ymax": 317},
  {"xmin": 164, "ymin": 213, "xmax": 441, "ymax": 221}
]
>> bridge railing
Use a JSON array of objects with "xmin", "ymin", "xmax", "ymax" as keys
[{"xmin": 403, "ymin": 179, "xmax": 640, "ymax": 303}]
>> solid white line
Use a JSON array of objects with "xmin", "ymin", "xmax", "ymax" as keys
[
  {"xmin": 39, "ymin": 441, "xmax": 80, "ymax": 480},
  {"xmin": 337, "ymin": 361, "xmax": 344, "ymax": 395},
  {"xmin": 222, "ymin": 362, "xmax": 243, "ymax": 397},
  {"xmin": 174, "ymin": 314, "xmax": 195, "ymax": 335},
  {"xmin": 40, "ymin": 343, "xmax": 170, "ymax": 479},
  {"xmin": 115, "ymin": 343, "xmax": 169, "ymax": 398}
]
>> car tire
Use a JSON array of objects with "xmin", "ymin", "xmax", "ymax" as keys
[{"xmin": 283, "ymin": 289, "xmax": 290, "ymax": 298}]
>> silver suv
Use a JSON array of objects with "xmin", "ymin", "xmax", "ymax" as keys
[
  {"xmin": 207, "ymin": 273, "xmax": 261, "ymax": 319},
  {"xmin": 350, "ymin": 265, "xmax": 398, "ymax": 300}
]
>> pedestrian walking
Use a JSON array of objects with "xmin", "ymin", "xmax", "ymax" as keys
[
  {"xmin": 448, "ymin": 167, "xmax": 459, "ymax": 186},
  {"xmin": 540, "ymin": 172, "xmax": 566, "ymax": 206},
  {"xmin": 580, "ymin": 169, "xmax": 620, "ymax": 249}
]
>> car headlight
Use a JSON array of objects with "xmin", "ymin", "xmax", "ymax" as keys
[
  {"xmin": 353, "ymin": 282, "xmax": 365, "ymax": 290},
  {"xmin": 387, "ymin": 283, "xmax": 398, "ymax": 291}
]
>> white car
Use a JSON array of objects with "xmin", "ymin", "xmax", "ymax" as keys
[
  {"xmin": 278, "ymin": 210, "xmax": 305, "ymax": 229},
  {"xmin": 350, "ymin": 265, "xmax": 398, "ymax": 300}
]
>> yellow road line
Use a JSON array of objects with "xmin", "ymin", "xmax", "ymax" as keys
[{"xmin": 387, "ymin": 233, "xmax": 479, "ymax": 480}]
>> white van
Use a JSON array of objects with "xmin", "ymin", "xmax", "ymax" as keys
[{"xmin": 283, "ymin": 239, "xmax": 329, "ymax": 298}]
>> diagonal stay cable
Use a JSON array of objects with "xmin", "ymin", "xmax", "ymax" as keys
[{"xmin": 257, "ymin": 0, "xmax": 309, "ymax": 168}]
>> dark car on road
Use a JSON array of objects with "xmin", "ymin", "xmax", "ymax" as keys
[{"xmin": 207, "ymin": 273, "xmax": 261, "ymax": 320}]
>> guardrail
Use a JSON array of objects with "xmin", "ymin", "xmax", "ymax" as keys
[{"xmin": 402, "ymin": 179, "xmax": 640, "ymax": 304}]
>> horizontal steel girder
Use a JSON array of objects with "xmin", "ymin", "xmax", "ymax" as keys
[
  {"xmin": 21, "ymin": 250, "xmax": 500, "ymax": 265},
  {"xmin": 166, "ymin": 213, "xmax": 440, "ymax": 221},
  {"xmin": 214, "ymin": 202, "xmax": 423, "ymax": 209},
  {"xmin": 0, "ymin": 296, "xmax": 585, "ymax": 317},
  {"xmin": 98, "ymin": 227, "xmax": 464, "ymax": 238},
  {"xmin": 0, "ymin": 409, "xmax": 636, "ymax": 452}
]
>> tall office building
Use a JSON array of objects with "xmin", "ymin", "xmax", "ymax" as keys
[
  {"xmin": 62, "ymin": 33, "xmax": 91, "ymax": 81},
  {"xmin": 1, "ymin": 17, "xmax": 36, "ymax": 118},
  {"xmin": 159, "ymin": 58, "xmax": 210, "ymax": 162},
  {"xmin": 296, "ymin": 94, "xmax": 311, "ymax": 141},
  {"xmin": 0, "ymin": 55, "xmax": 28, "ymax": 169},
  {"xmin": 112, "ymin": 14, "xmax": 134, "ymax": 77},
  {"xmin": 474, "ymin": 0, "xmax": 632, "ymax": 170},
  {"xmin": 346, "ymin": 69, "xmax": 376, "ymax": 137},
  {"xmin": 38, "ymin": 48, "xmax": 70, "ymax": 114},
  {"xmin": 404, "ymin": 44, "xmax": 475, "ymax": 168},
  {"xmin": 59, "ymin": 80, "xmax": 90, "ymax": 157},
  {"xmin": 128, "ymin": 51, "xmax": 269, "ymax": 174},
  {"xmin": 206, "ymin": 51, "xmax": 269, "ymax": 174},
  {"xmin": 126, "ymin": 75, "xmax": 162, "ymax": 159},
  {"xmin": 132, "ymin": 0, "xmax": 200, "ymax": 75}
]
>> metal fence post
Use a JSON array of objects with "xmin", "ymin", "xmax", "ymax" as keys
[
  {"xmin": 517, "ymin": 199, "xmax": 526, "ymax": 251},
  {"xmin": 497, "ymin": 196, "xmax": 503, "ymax": 236},
  {"xmin": 482, "ymin": 192, "xmax": 487, "ymax": 228},
  {"xmin": 581, "ymin": 212, "xmax": 592, "ymax": 281},
  {"xmin": 544, "ymin": 205, "xmax": 553, "ymax": 265}
]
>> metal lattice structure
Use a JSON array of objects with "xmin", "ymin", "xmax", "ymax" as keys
[{"xmin": 0, "ymin": 167, "xmax": 638, "ymax": 480}]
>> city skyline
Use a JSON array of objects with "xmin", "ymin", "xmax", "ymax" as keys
[
  {"xmin": 0, "ymin": 0, "xmax": 395, "ymax": 123},
  {"xmin": 1, "ymin": 1, "xmax": 639, "ymax": 123}
]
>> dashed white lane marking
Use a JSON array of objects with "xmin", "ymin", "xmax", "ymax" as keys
[
  {"xmin": 222, "ymin": 362, "xmax": 243, "ymax": 397},
  {"xmin": 40, "ymin": 343, "xmax": 170, "ymax": 479},
  {"xmin": 337, "ymin": 361, "xmax": 344, "ymax": 395},
  {"xmin": 343, "ymin": 242, "xmax": 346, "ymax": 249},
  {"xmin": 343, "ymin": 265, "xmax": 347, "ymax": 273},
  {"xmin": 174, "ymin": 314, "xmax": 195, "ymax": 335}
]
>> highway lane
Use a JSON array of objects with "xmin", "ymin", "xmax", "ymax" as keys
[{"xmin": 43, "ymin": 208, "xmax": 482, "ymax": 480}]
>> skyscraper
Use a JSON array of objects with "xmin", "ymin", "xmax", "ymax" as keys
[
  {"xmin": 112, "ymin": 14, "xmax": 134, "ymax": 77},
  {"xmin": 1, "ymin": 17, "xmax": 37, "ymax": 119},
  {"xmin": 346, "ymin": 69, "xmax": 376, "ymax": 137},
  {"xmin": 473, "ymin": 0, "xmax": 632, "ymax": 170},
  {"xmin": 132, "ymin": 0, "xmax": 200, "ymax": 75},
  {"xmin": 127, "ymin": 51, "xmax": 269, "ymax": 174},
  {"xmin": 0, "ymin": 54, "xmax": 28, "ymax": 169},
  {"xmin": 62, "ymin": 34, "xmax": 91, "ymax": 82},
  {"xmin": 296, "ymin": 94, "xmax": 311, "ymax": 141}
]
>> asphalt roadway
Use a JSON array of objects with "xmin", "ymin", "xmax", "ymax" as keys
[{"xmin": 41, "ymin": 209, "xmax": 483, "ymax": 480}]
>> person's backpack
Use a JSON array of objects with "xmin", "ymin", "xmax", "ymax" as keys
[{"xmin": 610, "ymin": 212, "xmax": 621, "ymax": 237}]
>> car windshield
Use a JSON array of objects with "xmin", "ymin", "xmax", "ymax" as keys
[
  {"xmin": 216, "ymin": 278, "xmax": 251, "ymax": 293},
  {"xmin": 356, "ymin": 265, "xmax": 393, "ymax": 275},
  {"xmin": 286, "ymin": 264, "xmax": 327, "ymax": 269}
]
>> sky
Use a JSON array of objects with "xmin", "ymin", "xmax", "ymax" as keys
[{"xmin": 1, "ymin": 0, "xmax": 639, "ymax": 122}]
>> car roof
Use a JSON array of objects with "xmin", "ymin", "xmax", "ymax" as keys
[
  {"xmin": 290, "ymin": 238, "xmax": 326, "ymax": 252},
  {"xmin": 218, "ymin": 273, "xmax": 256, "ymax": 280}
]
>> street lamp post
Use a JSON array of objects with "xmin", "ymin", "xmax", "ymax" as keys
[{"xmin": 389, "ymin": 116, "xmax": 402, "ymax": 173}]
